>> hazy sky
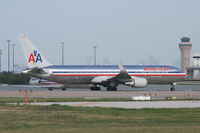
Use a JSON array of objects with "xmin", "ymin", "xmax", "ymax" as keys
[{"xmin": 0, "ymin": 0, "xmax": 200, "ymax": 71}]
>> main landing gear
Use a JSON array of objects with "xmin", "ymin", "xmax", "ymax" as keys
[
  {"xmin": 106, "ymin": 82, "xmax": 118, "ymax": 91},
  {"xmin": 90, "ymin": 85, "xmax": 118, "ymax": 91},
  {"xmin": 90, "ymin": 86, "xmax": 101, "ymax": 91},
  {"xmin": 90, "ymin": 86, "xmax": 118, "ymax": 91},
  {"xmin": 107, "ymin": 86, "xmax": 117, "ymax": 91}
]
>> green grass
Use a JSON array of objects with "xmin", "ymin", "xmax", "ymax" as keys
[
  {"xmin": 0, "ymin": 97, "xmax": 132, "ymax": 103},
  {"xmin": 0, "ymin": 104, "xmax": 200, "ymax": 133},
  {"xmin": 0, "ymin": 97, "xmax": 200, "ymax": 104}
]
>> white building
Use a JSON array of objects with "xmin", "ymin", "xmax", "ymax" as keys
[{"xmin": 186, "ymin": 53, "xmax": 200, "ymax": 80}]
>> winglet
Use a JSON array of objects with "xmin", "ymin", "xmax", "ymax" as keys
[
  {"xmin": 118, "ymin": 62, "xmax": 126, "ymax": 71},
  {"xmin": 116, "ymin": 62, "xmax": 132, "ymax": 82}
]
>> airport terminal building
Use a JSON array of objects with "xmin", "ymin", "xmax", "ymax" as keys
[{"xmin": 187, "ymin": 53, "xmax": 200, "ymax": 80}]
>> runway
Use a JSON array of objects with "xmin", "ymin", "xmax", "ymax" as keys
[
  {"xmin": 30, "ymin": 101, "xmax": 200, "ymax": 109},
  {"xmin": 2, "ymin": 89, "xmax": 200, "ymax": 109},
  {"xmin": 0, "ymin": 90, "xmax": 200, "ymax": 99}
]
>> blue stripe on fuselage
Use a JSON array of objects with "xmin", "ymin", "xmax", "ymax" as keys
[{"xmin": 43, "ymin": 65, "xmax": 182, "ymax": 73}]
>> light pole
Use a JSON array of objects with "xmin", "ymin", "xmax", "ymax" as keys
[
  {"xmin": 61, "ymin": 42, "xmax": 64, "ymax": 65},
  {"xmin": 11, "ymin": 44, "xmax": 15, "ymax": 73},
  {"xmin": 0, "ymin": 50, "xmax": 2, "ymax": 72},
  {"xmin": 7, "ymin": 40, "xmax": 11, "ymax": 72},
  {"xmin": 93, "ymin": 45, "xmax": 97, "ymax": 65}
]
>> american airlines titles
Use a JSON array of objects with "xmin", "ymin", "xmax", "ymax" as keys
[{"xmin": 144, "ymin": 67, "xmax": 170, "ymax": 72}]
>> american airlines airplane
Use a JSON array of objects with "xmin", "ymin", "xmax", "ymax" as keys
[{"xmin": 19, "ymin": 34, "xmax": 186, "ymax": 91}]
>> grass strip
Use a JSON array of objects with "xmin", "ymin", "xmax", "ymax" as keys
[
  {"xmin": 0, "ymin": 97, "xmax": 200, "ymax": 103},
  {"xmin": 0, "ymin": 104, "xmax": 200, "ymax": 133}
]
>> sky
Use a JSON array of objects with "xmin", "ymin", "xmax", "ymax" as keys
[{"xmin": 0, "ymin": 0, "xmax": 200, "ymax": 71}]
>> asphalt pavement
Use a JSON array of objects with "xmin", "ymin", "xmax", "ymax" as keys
[{"xmin": 30, "ymin": 101, "xmax": 200, "ymax": 109}]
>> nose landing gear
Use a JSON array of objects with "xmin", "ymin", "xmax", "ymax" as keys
[{"xmin": 170, "ymin": 83, "xmax": 176, "ymax": 91}]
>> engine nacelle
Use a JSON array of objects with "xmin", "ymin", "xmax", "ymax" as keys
[{"xmin": 124, "ymin": 77, "xmax": 147, "ymax": 88}]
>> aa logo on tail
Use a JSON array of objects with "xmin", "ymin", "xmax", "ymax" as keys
[{"xmin": 28, "ymin": 50, "xmax": 42, "ymax": 63}]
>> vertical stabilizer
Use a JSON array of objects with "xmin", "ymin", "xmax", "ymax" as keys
[{"xmin": 19, "ymin": 34, "xmax": 52, "ymax": 68}]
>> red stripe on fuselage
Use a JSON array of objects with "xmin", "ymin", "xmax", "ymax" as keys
[{"xmin": 53, "ymin": 74, "xmax": 186, "ymax": 77}]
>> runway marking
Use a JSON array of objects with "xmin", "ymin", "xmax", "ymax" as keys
[{"xmin": 70, "ymin": 102, "xmax": 99, "ymax": 107}]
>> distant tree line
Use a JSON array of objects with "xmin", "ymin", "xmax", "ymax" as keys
[{"xmin": 0, "ymin": 71, "xmax": 30, "ymax": 85}]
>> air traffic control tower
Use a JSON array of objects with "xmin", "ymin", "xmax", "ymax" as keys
[{"xmin": 179, "ymin": 36, "xmax": 192, "ymax": 73}]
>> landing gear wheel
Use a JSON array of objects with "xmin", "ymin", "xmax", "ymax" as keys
[
  {"xmin": 113, "ymin": 87, "xmax": 117, "ymax": 91},
  {"xmin": 61, "ymin": 88, "xmax": 66, "ymax": 91},
  {"xmin": 107, "ymin": 87, "xmax": 117, "ymax": 91},
  {"xmin": 48, "ymin": 88, "xmax": 53, "ymax": 91},
  {"xmin": 90, "ymin": 87, "xmax": 101, "ymax": 91},
  {"xmin": 170, "ymin": 87, "xmax": 175, "ymax": 91}
]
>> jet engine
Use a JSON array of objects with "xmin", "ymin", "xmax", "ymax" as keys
[{"xmin": 124, "ymin": 77, "xmax": 147, "ymax": 88}]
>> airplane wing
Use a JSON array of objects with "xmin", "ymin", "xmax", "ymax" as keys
[
  {"xmin": 92, "ymin": 62, "xmax": 147, "ymax": 88},
  {"xmin": 22, "ymin": 67, "xmax": 53, "ymax": 81}
]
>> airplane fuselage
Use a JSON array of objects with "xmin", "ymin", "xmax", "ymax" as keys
[{"xmin": 31, "ymin": 65, "xmax": 185, "ymax": 88}]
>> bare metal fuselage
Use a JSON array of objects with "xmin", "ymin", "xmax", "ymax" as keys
[{"xmin": 29, "ymin": 65, "xmax": 186, "ymax": 88}]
